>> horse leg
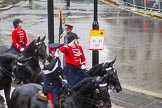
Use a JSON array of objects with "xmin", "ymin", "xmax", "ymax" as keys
[
  {"xmin": 4, "ymin": 85, "xmax": 11, "ymax": 108},
  {"xmin": 103, "ymin": 96, "xmax": 112, "ymax": 108},
  {"xmin": 0, "ymin": 95, "xmax": 5, "ymax": 108},
  {"xmin": 0, "ymin": 73, "xmax": 5, "ymax": 105},
  {"xmin": 14, "ymin": 68, "xmax": 22, "ymax": 84},
  {"xmin": 0, "ymin": 94, "xmax": 5, "ymax": 103}
]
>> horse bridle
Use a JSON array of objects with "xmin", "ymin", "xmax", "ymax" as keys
[
  {"xmin": 34, "ymin": 42, "xmax": 45, "ymax": 59},
  {"xmin": 104, "ymin": 66, "xmax": 119, "ymax": 93},
  {"xmin": 73, "ymin": 82, "xmax": 108, "ymax": 108},
  {"xmin": 25, "ymin": 42, "xmax": 46, "ymax": 61},
  {"xmin": 0, "ymin": 65, "xmax": 14, "ymax": 77}
]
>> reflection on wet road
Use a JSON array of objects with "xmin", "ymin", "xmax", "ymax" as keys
[{"xmin": 100, "ymin": 11, "xmax": 162, "ymax": 94}]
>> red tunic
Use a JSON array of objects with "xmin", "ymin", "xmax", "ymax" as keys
[
  {"xmin": 59, "ymin": 44, "xmax": 86, "ymax": 66},
  {"xmin": 12, "ymin": 28, "xmax": 28, "ymax": 50}
]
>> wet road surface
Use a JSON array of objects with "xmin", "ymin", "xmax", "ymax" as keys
[{"xmin": 1, "ymin": 0, "xmax": 162, "ymax": 107}]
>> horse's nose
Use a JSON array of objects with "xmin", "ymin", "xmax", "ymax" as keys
[{"xmin": 116, "ymin": 85, "xmax": 122, "ymax": 93}]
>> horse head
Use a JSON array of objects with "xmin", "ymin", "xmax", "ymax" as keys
[
  {"xmin": 73, "ymin": 76, "xmax": 109, "ymax": 107},
  {"xmin": 0, "ymin": 52, "xmax": 18, "ymax": 108},
  {"xmin": 13, "ymin": 36, "xmax": 47, "ymax": 84},
  {"xmin": 0, "ymin": 52, "xmax": 18, "ymax": 76},
  {"xmin": 102, "ymin": 58, "xmax": 122, "ymax": 93},
  {"xmin": 26, "ymin": 36, "xmax": 47, "ymax": 60}
]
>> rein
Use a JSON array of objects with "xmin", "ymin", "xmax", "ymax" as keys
[
  {"xmin": 24, "ymin": 53, "xmax": 41, "ymax": 61},
  {"xmin": 73, "ymin": 93, "xmax": 104, "ymax": 108},
  {"xmin": 0, "ymin": 65, "xmax": 14, "ymax": 77}
]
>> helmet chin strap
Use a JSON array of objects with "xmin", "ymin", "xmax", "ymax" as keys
[
  {"xmin": 74, "ymin": 39, "xmax": 79, "ymax": 46},
  {"xmin": 68, "ymin": 40, "xmax": 75, "ymax": 46}
]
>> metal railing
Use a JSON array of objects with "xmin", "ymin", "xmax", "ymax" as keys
[{"xmin": 113, "ymin": 0, "xmax": 162, "ymax": 12}]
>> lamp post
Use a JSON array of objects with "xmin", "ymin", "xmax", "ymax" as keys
[
  {"xmin": 47, "ymin": 0, "xmax": 54, "ymax": 44},
  {"xmin": 144, "ymin": 0, "xmax": 146, "ymax": 10},
  {"xmin": 159, "ymin": 0, "xmax": 160, "ymax": 12},
  {"xmin": 133, "ymin": 0, "xmax": 135, "ymax": 10},
  {"xmin": 92, "ymin": 0, "xmax": 99, "ymax": 67}
]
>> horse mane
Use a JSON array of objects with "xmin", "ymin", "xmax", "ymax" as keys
[
  {"xmin": 89, "ymin": 63, "xmax": 103, "ymax": 72},
  {"xmin": 25, "ymin": 36, "xmax": 46, "ymax": 59},
  {"xmin": 87, "ymin": 58, "xmax": 117, "ymax": 77},
  {"xmin": 87, "ymin": 63, "xmax": 104, "ymax": 76},
  {"xmin": 0, "ymin": 52, "xmax": 17, "ymax": 63},
  {"xmin": 25, "ymin": 40, "xmax": 36, "ymax": 56},
  {"xmin": 73, "ymin": 77, "xmax": 96, "ymax": 92}
]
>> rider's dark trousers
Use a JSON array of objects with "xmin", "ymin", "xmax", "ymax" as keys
[
  {"xmin": 8, "ymin": 44, "xmax": 20, "ymax": 52},
  {"xmin": 63, "ymin": 64, "xmax": 86, "ymax": 86},
  {"xmin": 8, "ymin": 44, "xmax": 26, "ymax": 53},
  {"xmin": 44, "ymin": 82, "xmax": 62, "ymax": 108}
]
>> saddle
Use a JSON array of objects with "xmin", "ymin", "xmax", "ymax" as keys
[{"xmin": 35, "ymin": 90, "xmax": 48, "ymax": 102}]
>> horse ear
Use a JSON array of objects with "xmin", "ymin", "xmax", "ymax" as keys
[
  {"xmin": 41, "ymin": 35, "xmax": 46, "ymax": 42},
  {"xmin": 29, "ymin": 40, "xmax": 35, "ymax": 46},
  {"xmin": 35, "ymin": 37, "xmax": 40, "ymax": 44},
  {"xmin": 111, "ymin": 58, "xmax": 116, "ymax": 65},
  {"xmin": 27, "ymin": 40, "xmax": 35, "ymax": 50}
]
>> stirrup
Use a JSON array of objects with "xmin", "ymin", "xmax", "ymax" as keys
[{"xmin": 35, "ymin": 90, "xmax": 48, "ymax": 101}]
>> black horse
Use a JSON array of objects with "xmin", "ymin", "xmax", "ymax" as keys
[
  {"xmin": 87, "ymin": 58, "xmax": 122, "ymax": 93},
  {"xmin": 11, "ymin": 59, "xmax": 122, "ymax": 108},
  {"xmin": 0, "ymin": 52, "xmax": 18, "ymax": 108},
  {"xmin": 0, "ymin": 40, "xmax": 9, "ymax": 54},
  {"xmin": 0, "ymin": 36, "xmax": 47, "ymax": 108},
  {"xmin": 13, "ymin": 36, "xmax": 47, "ymax": 84},
  {"xmin": 86, "ymin": 58, "xmax": 122, "ymax": 108},
  {"xmin": 11, "ymin": 76, "xmax": 108, "ymax": 108}
]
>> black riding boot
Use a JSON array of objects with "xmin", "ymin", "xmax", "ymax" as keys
[
  {"xmin": 14, "ymin": 62, "xmax": 22, "ymax": 84},
  {"xmin": 14, "ymin": 71, "xmax": 21, "ymax": 84}
]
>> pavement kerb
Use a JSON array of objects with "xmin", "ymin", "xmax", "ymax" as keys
[
  {"xmin": 0, "ymin": 1, "xmax": 26, "ymax": 11},
  {"xmin": 0, "ymin": 4, "xmax": 14, "ymax": 11},
  {"xmin": 122, "ymin": 84, "xmax": 162, "ymax": 99}
]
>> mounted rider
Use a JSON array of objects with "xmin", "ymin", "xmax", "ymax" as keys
[
  {"xmin": 64, "ymin": 24, "xmax": 73, "ymax": 44},
  {"xmin": 59, "ymin": 33, "xmax": 87, "ymax": 86},
  {"xmin": 7, "ymin": 18, "xmax": 29, "ymax": 84},
  {"xmin": 42, "ymin": 43, "xmax": 64, "ymax": 108},
  {"xmin": 63, "ymin": 24, "xmax": 74, "ymax": 67},
  {"xmin": 9, "ymin": 18, "xmax": 28, "ymax": 53}
]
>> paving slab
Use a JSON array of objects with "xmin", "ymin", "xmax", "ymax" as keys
[{"xmin": 110, "ymin": 89, "xmax": 162, "ymax": 108}]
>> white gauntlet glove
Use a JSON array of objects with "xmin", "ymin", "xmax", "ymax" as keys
[
  {"xmin": 62, "ymin": 79, "xmax": 68, "ymax": 84},
  {"xmin": 20, "ymin": 48, "xmax": 25, "ymax": 52},
  {"xmin": 81, "ymin": 65, "xmax": 86, "ymax": 70},
  {"xmin": 55, "ymin": 49, "xmax": 59, "ymax": 57}
]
